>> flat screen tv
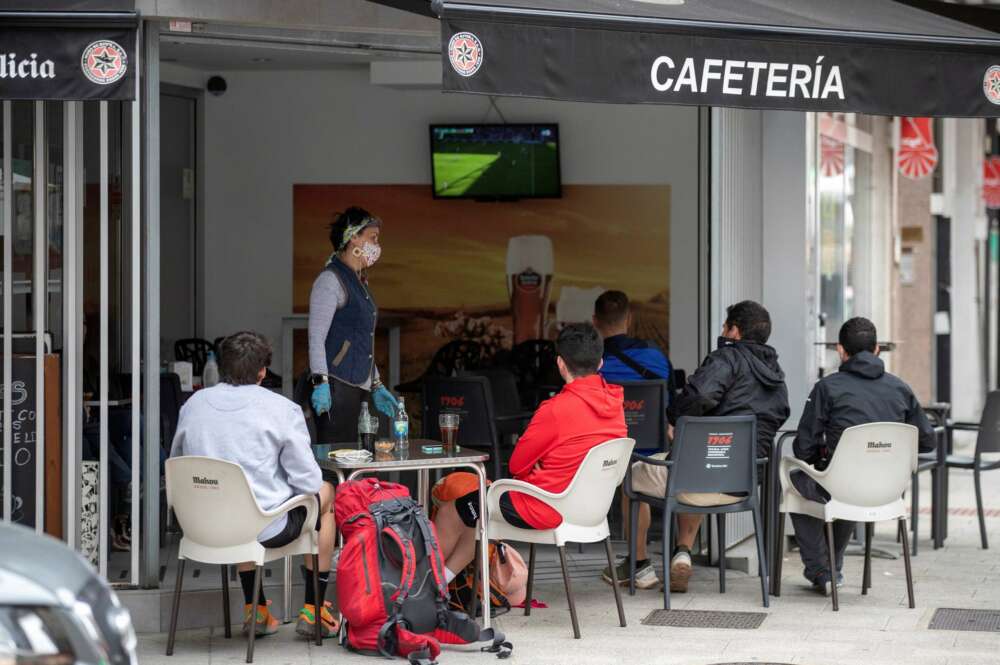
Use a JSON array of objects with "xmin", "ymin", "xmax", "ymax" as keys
[{"xmin": 430, "ymin": 124, "xmax": 561, "ymax": 199}]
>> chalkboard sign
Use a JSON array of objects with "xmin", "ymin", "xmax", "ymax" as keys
[{"xmin": 0, "ymin": 356, "xmax": 39, "ymax": 527}]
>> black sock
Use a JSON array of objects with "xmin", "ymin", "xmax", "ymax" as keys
[
  {"xmin": 239, "ymin": 571, "xmax": 266, "ymax": 606},
  {"xmin": 301, "ymin": 566, "xmax": 330, "ymax": 607}
]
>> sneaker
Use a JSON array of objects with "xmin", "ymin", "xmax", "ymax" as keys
[
  {"xmin": 242, "ymin": 601, "xmax": 280, "ymax": 637},
  {"xmin": 669, "ymin": 549, "xmax": 693, "ymax": 593},
  {"xmin": 601, "ymin": 557, "xmax": 659, "ymax": 589},
  {"xmin": 295, "ymin": 601, "xmax": 339, "ymax": 639},
  {"xmin": 836, "ymin": 572, "xmax": 845, "ymax": 589},
  {"xmin": 809, "ymin": 572, "xmax": 845, "ymax": 596}
]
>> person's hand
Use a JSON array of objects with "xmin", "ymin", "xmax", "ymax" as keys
[
  {"xmin": 311, "ymin": 383, "xmax": 332, "ymax": 415},
  {"xmin": 667, "ymin": 424, "xmax": 675, "ymax": 441},
  {"xmin": 373, "ymin": 385, "xmax": 399, "ymax": 418}
]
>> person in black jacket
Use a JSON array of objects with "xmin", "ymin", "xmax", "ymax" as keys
[
  {"xmin": 604, "ymin": 301, "xmax": 790, "ymax": 592},
  {"xmin": 791, "ymin": 317, "xmax": 935, "ymax": 594}
]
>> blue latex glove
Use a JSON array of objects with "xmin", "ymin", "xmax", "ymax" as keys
[
  {"xmin": 373, "ymin": 385, "xmax": 399, "ymax": 418},
  {"xmin": 311, "ymin": 383, "xmax": 332, "ymax": 415}
]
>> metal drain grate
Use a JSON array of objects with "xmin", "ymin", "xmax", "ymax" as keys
[
  {"xmin": 641, "ymin": 609, "xmax": 767, "ymax": 629},
  {"xmin": 929, "ymin": 608, "xmax": 1000, "ymax": 632}
]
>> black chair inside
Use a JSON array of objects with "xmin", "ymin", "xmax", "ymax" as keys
[
  {"xmin": 396, "ymin": 339, "xmax": 490, "ymax": 394},
  {"xmin": 422, "ymin": 375, "xmax": 503, "ymax": 479},
  {"xmin": 618, "ymin": 380, "xmax": 668, "ymax": 454},
  {"xmin": 465, "ymin": 368, "xmax": 533, "ymax": 443},
  {"xmin": 160, "ymin": 373, "xmax": 184, "ymax": 451},
  {"xmin": 174, "ymin": 338, "xmax": 216, "ymax": 377},
  {"xmin": 509, "ymin": 339, "xmax": 563, "ymax": 408}
]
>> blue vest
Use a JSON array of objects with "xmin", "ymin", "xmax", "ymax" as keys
[{"xmin": 324, "ymin": 257, "xmax": 377, "ymax": 386}]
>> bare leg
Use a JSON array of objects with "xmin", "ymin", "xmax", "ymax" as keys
[
  {"xmin": 633, "ymin": 502, "xmax": 651, "ymax": 561},
  {"xmin": 434, "ymin": 500, "xmax": 477, "ymax": 571},
  {"xmin": 305, "ymin": 483, "xmax": 336, "ymax": 572},
  {"xmin": 676, "ymin": 514, "xmax": 702, "ymax": 549}
]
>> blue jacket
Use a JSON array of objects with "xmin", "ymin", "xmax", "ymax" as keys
[
  {"xmin": 600, "ymin": 335, "xmax": 671, "ymax": 385},
  {"xmin": 324, "ymin": 257, "xmax": 377, "ymax": 386}
]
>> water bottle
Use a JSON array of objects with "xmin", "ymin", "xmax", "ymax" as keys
[
  {"xmin": 358, "ymin": 402, "xmax": 376, "ymax": 453},
  {"xmin": 203, "ymin": 351, "xmax": 220, "ymax": 387},
  {"xmin": 393, "ymin": 397, "xmax": 410, "ymax": 451}
]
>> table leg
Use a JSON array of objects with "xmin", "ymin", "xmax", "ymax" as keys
[
  {"xmin": 418, "ymin": 468, "xmax": 429, "ymax": 508},
  {"xmin": 473, "ymin": 462, "xmax": 490, "ymax": 630}
]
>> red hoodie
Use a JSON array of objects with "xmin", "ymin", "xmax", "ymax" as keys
[{"xmin": 507, "ymin": 374, "xmax": 626, "ymax": 529}]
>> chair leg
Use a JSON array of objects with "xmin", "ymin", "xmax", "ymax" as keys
[
  {"xmin": 974, "ymin": 469, "xmax": 988, "ymax": 549},
  {"xmin": 662, "ymin": 507, "xmax": 672, "ymax": 611},
  {"xmin": 221, "ymin": 564, "xmax": 232, "ymax": 639},
  {"xmin": 557, "ymin": 546, "xmax": 581, "ymax": 639},
  {"xmin": 604, "ymin": 537, "xmax": 626, "ymax": 627},
  {"xmin": 773, "ymin": 511, "xmax": 785, "ymax": 597},
  {"xmin": 524, "ymin": 544, "xmax": 536, "ymax": 616},
  {"xmin": 751, "ymin": 505, "xmax": 769, "ymax": 608},
  {"xmin": 717, "ymin": 514, "xmax": 726, "ymax": 594},
  {"xmin": 826, "ymin": 522, "xmax": 839, "ymax": 612},
  {"xmin": 628, "ymin": 499, "xmax": 639, "ymax": 596},
  {"xmin": 246, "ymin": 566, "xmax": 262, "ymax": 663},
  {"xmin": 492, "ymin": 443, "xmax": 502, "ymax": 481},
  {"xmin": 165, "ymin": 558, "xmax": 185, "ymax": 656},
  {"xmin": 911, "ymin": 474, "xmax": 919, "ymax": 556},
  {"xmin": 899, "ymin": 518, "xmax": 916, "ymax": 609},
  {"xmin": 862, "ymin": 523, "xmax": 873, "ymax": 595},
  {"xmin": 311, "ymin": 554, "xmax": 322, "ymax": 647}
]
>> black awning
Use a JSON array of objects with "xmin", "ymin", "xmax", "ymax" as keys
[{"xmin": 373, "ymin": 0, "xmax": 1000, "ymax": 116}]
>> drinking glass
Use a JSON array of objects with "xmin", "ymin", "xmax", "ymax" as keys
[{"xmin": 439, "ymin": 413, "xmax": 460, "ymax": 450}]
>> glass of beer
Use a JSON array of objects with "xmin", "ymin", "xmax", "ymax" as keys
[{"xmin": 439, "ymin": 413, "xmax": 460, "ymax": 451}]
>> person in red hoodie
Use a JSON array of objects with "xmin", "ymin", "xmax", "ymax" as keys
[{"xmin": 433, "ymin": 323, "xmax": 626, "ymax": 582}]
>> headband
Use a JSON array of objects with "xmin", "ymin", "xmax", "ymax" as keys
[{"xmin": 340, "ymin": 215, "xmax": 382, "ymax": 250}]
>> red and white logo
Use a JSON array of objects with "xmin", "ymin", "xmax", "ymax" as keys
[
  {"xmin": 984, "ymin": 65, "xmax": 1000, "ymax": 105},
  {"xmin": 898, "ymin": 117, "xmax": 938, "ymax": 180},
  {"xmin": 448, "ymin": 32, "xmax": 483, "ymax": 78},
  {"xmin": 81, "ymin": 40, "xmax": 128, "ymax": 85},
  {"xmin": 984, "ymin": 156, "xmax": 1000, "ymax": 210},
  {"xmin": 819, "ymin": 135, "xmax": 844, "ymax": 177}
]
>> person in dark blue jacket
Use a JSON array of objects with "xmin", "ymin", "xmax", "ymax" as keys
[{"xmin": 592, "ymin": 290, "xmax": 671, "ymax": 385}]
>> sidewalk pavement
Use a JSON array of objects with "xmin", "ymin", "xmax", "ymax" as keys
[{"xmin": 138, "ymin": 444, "xmax": 999, "ymax": 665}]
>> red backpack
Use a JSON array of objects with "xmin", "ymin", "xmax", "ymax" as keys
[{"xmin": 335, "ymin": 478, "xmax": 512, "ymax": 664}]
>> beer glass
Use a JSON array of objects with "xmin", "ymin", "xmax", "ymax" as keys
[{"xmin": 439, "ymin": 413, "xmax": 460, "ymax": 450}]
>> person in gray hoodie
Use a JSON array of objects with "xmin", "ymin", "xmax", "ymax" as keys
[{"xmin": 170, "ymin": 331, "xmax": 338, "ymax": 639}]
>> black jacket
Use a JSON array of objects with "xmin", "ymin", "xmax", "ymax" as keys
[
  {"xmin": 794, "ymin": 351, "xmax": 935, "ymax": 466},
  {"xmin": 668, "ymin": 337, "xmax": 790, "ymax": 457}
]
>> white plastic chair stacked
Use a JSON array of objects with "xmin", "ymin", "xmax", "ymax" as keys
[
  {"xmin": 164, "ymin": 456, "xmax": 323, "ymax": 662},
  {"xmin": 486, "ymin": 437, "xmax": 635, "ymax": 638},
  {"xmin": 777, "ymin": 423, "xmax": 918, "ymax": 611}
]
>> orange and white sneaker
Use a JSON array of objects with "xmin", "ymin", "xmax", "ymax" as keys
[
  {"xmin": 242, "ymin": 601, "xmax": 280, "ymax": 637},
  {"xmin": 295, "ymin": 601, "xmax": 339, "ymax": 639}
]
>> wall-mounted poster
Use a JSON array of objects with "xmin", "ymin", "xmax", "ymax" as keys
[{"xmin": 293, "ymin": 184, "xmax": 670, "ymax": 385}]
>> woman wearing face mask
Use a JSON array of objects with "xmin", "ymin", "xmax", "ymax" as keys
[{"xmin": 308, "ymin": 206, "xmax": 398, "ymax": 443}]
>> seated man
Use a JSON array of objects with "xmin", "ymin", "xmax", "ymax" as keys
[
  {"xmin": 434, "ymin": 323, "xmax": 626, "ymax": 579},
  {"xmin": 170, "ymin": 331, "xmax": 338, "ymax": 639},
  {"xmin": 791, "ymin": 317, "xmax": 935, "ymax": 593},
  {"xmin": 605, "ymin": 301, "xmax": 789, "ymax": 591},
  {"xmin": 593, "ymin": 290, "xmax": 671, "ymax": 385}
]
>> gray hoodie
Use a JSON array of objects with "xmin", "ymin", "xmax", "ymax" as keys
[{"xmin": 170, "ymin": 383, "xmax": 322, "ymax": 541}]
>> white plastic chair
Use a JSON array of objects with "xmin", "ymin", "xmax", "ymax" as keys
[
  {"xmin": 486, "ymin": 437, "xmax": 635, "ymax": 638},
  {"xmin": 164, "ymin": 456, "xmax": 322, "ymax": 662},
  {"xmin": 775, "ymin": 423, "xmax": 918, "ymax": 611}
]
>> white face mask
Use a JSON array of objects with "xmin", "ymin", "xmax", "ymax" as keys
[{"xmin": 359, "ymin": 241, "xmax": 381, "ymax": 267}]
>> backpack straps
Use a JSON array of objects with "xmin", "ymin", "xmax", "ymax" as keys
[{"xmin": 606, "ymin": 342, "xmax": 666, "ymax": 381}]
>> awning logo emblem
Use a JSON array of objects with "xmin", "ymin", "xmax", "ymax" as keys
[
  {"xmin": 81, "ymin": 40, "xmax": 127, "ymax": 85},
  {"xmin": 448, "ymin": 32, "xmax": 483, "ymax": 78},
  {"xmin": 984, "ymin": 65, "xmax": 1000, "ymax": 105}
]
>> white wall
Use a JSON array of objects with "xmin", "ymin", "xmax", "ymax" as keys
[{"xmin": 191, "ymin": 66, "xmax": 702, "ymax": 371}]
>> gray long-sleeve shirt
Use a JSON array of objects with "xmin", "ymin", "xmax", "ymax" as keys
[
  {"xmin": 170, "ymin": 383, "xmax": 322, "ymax": 541},
  {"xmin": 308, "ymin": 269, "xmax": 378, "ymax": 389}
]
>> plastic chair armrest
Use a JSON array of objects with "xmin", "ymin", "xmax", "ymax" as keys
[
  {"xmin": 260, "ymin": 493, "xmax": 320, "ymax": 533},
  {"xmin": 778, "ymin": 456, "xmax": 826, "ymax": 495},
  {"xmin": 629, "ymin": 452, "xmax": 672, "ymax": 468},
  {"xmin": 949, "ymin": 422, "xmax": 980, "ymax": 431},
  {"xmin": 486, "ymin": 478, "xmax": 562, "ymax": 517}
]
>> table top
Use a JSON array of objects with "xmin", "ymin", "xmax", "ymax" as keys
[{"xmin": 314, "ymin": 440, "xmax": 489, "ymax": 470}]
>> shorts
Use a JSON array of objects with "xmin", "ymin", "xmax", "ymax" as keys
[
  {"xmin": 455, "ymin": 490, "xmax": 535, "ymax": 530},
  {"xmin": 631, "ymin": 452, "xmax": 743, "ymax": 507},
  {"xmin": 260, "ymin": 494, "xmax": 323, "ymax": 549}
]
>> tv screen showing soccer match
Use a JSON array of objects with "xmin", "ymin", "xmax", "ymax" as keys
[{"xmin": 430, "ymin": 124, "xmax": 562, "ymax": 199}]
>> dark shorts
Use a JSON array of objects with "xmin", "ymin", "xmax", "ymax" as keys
[
  {"xmin": 455, "ymin": 490, "xmax": 536, "ymax": 530},
  {"xmin": 260, "ymin": 494, "xmax": 323, "ymax": 549}
]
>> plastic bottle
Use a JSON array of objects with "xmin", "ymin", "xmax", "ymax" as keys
[
  {"xmin": 202, "ymin": 351, "xmax": 220, "ymax": 387},
  {"xmin": 358, "ymin": 402, "xmax": 376, "ymax": 452},
  {"xmin": 393, "ymin": 397, "xmax": 410, "ymax": 451}
]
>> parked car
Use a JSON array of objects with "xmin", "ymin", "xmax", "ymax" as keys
[{"xmin": 0, "ymin": 523, "xmax": 137, "ymax": 665}]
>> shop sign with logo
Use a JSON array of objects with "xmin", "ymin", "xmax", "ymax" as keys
[
  {"xmin": 0, "ymin": 25, "xmax": 136, "ymax": 100},
  {"xmin": 897, "ymin": 117, "xmax": 938, "ymax": 180}
]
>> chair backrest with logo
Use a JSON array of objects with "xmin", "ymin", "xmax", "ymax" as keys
[
  {"xmin": 422, "ymin": 376, "xmax": 498, "ymax": 449},
  {"xmin": 546, "ymin": 438, "xmax": 636, "ymax": 528},
  {"xmin": 616, "ymin": 380, "xmax": 668, "ymax": 453},
  {"xmin": 821, "ymin": 422, "xmax": 918, "ymax": 506},
  {"xmin": 668, "ymin": 415, "xmax": 757, "ymax": 498}
]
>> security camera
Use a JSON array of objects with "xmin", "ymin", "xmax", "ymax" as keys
[{"xmin": 206, "ymin": 76, "xmax": 227, "ymax": 96}]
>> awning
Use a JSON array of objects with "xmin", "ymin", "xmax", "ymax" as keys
[{"xmin": 374, "ymin": 0, "xmax": 1000, "ymax": 117}]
